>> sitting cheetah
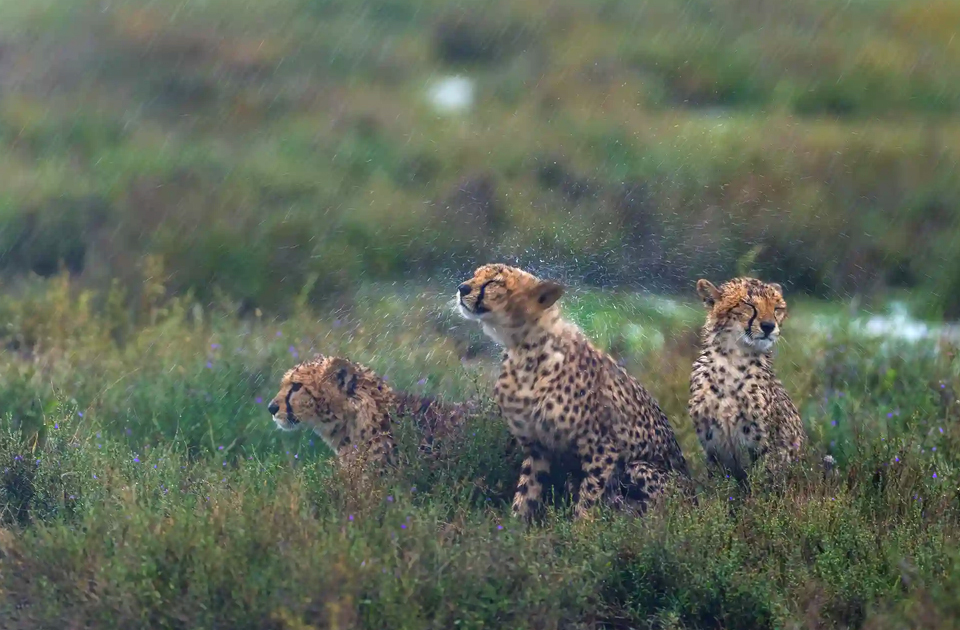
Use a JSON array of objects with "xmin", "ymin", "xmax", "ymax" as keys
[
  {"xmin": 267, "ymin": 355, "xmax": 469, "ymax": 468},
  {"xmin": 689, "ymin": 277, "xmax": 805, "ymax": 481},
  {"xmin": 456, "ymin": 263, "xmax": 689, "ymax": 520}
]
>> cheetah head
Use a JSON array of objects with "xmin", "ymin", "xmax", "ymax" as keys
[
  {"xmin": 456, "ymin": 263, "xmax": 564, "ymax": 345},
  {"xmin": 697, "ymin": 277, "xmax": 787, "ymax": 353},
  {"xmin": 267, "ymin": 355, "xmax": 387, "ymax": 435}
]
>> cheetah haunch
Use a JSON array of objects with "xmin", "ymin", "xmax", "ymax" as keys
[
  {"xmin": 689, "ymin": 277, "xmax": 806, "ymax": 481},
  {"xmin": 267, "ymin": 355, "xmax": 469, "ymax": 468},
  {"xmin": 456, "ymin": 263, "xmax": 689, "ymax": 520}
]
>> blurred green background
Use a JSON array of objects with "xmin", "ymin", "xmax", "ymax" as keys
[{"xmin": 1, "ymin": 0, "xmax": 959, "ymax": 313}]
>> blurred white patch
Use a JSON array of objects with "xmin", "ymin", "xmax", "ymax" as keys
[
  {"xmin": 427, "ymin": 76, "xmax": 475, "ymax": 113},
  {"xmin": 807, "ymin": 300, "xmax": 960, "ymax": 353},
  {"xmin": 859, "ymin": 301, "xmax": 931, "ymax": 343}
]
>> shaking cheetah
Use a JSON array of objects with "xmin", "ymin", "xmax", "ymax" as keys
[
  {"xmin": 456, "ymin": 263, "xmax": 688, "ymax": 520},
  {"xmin": 689, "ymin": 277, "xmax": 805, "ymax": 481}
]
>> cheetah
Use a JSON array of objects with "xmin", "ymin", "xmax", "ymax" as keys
[
  {"xmin": 456, "ymin": 263, "xmax": 689, "ymax": 520},
  {"xmin": 688, "ymin": 277, "xmax": 805, "ymax": 481},
  {"xmin": 267, "ymin": 355, "xmax": 470, "ymax": 468}
]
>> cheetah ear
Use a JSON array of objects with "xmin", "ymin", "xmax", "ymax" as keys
[
  {"xmin": 768, "ymin": 282, "xmax": 783, "ymax": 295},
  {"xmin": 327, "ymin": 358, "xmax": 359, "ymax": 397},
  {"xmin": 531, "ymin": 280, "xmax": 564, "ymax": 310},
  {"xmin": 696, "ymin": 279, "xmax": 721, "ymax": 308}
]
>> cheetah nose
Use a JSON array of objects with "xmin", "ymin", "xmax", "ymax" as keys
[
  {"xmin": 759, "ymin": 321, "xmax": 776, "ymax": 336},
  {"xmin": 267, "ymin": 401, "xmax": 280, "ymax": 415},
  {"xmin": 458, "ymin": 283, "xmax": 471, "ymax": 296}
]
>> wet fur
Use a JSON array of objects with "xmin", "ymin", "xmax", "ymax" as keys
[
  {"xmin": 689, "ymin": 277, "xmax": 806, "ymax": 480},
  {"xmin": 457, "ymin": 263, "xmax": 689, "ymax": 521}
]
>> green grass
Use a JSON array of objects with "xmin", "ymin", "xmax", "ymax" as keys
[
  {"xmin": 1, "ymin": 277, "xmax": 959, "ymax": 628},
  {"xmin": 2, "ymin": 0, "xmax": 960, "ymax": 625}
]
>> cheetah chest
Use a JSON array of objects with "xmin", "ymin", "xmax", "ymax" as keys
[
  {"xmin": 692, "ymin": 355, "xmax": 771, "ymax": 469},
  {"xmin": 495, "ymin": 348, "xmax": 580, "ymax": 451}
]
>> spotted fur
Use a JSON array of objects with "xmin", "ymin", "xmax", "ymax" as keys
[
  {"xmin": 456, "ymin": 263, "xmax": 689, "ymax": 521},
  {"xmin": 267, "ymin": 356, "xmax": 472, "ymax": 469},
  {"xmin": 267, "ymin": 356, "xmax": 398, "ymax": 467},
  {"xmin": 689, "ymin": 277, "xmax": 805, "ymax": 480}
]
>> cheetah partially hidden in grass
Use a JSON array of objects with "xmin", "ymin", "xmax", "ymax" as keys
[
  {"xmin": 689, "ymin": 277, "xmax": 806, "ymax": 481},
  {"xmin": 456, "ymin": 263, "xmax": 689, "ymax": 520},
  {"xmin": 267, "ymin": 355, "xmax": 469, "ymax": 468}
]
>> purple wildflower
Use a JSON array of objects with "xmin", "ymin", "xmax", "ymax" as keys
[
  {"xmin": 933, "ymin": 473, "xmax": 938, "ymax": 479},
  {"xmin": 54, "ymin": 423, "xmax": 59, "ymax": 429},
  {"xmin": 78, "ymin": 412, "xmax": 83, "ymax": 417},
  {"xmin": 387, "ymin": 495, "xmax": 394, "ymax": 502},
  {"xmin": 256, "ymin": 397, "xmax": 263, "ymax": 404},
  {"xmin": 133, "ymin": 457, "xmax": 140, "ymax": 463},
  {"xmin": 417, "ymin": 378, "xmax": 427, "ymax": 386},
  {"xmin": 211, "ymin": 343, "xmax": 220, "ymax": 349},
  {"xmin": 831, "ymin": 420, "xmax": 837, "ymax": 427},
  {"xmin": 206, "ymin": 361, "xmax": 213, "ymax": 369},
  {"xmin": 218, "ymin": 446, "xmax": 225, "ymax": 451},
  {"xmin": 497, "ymin": 524, "xmax": 503, "ymax": 530},
  {"xmin": 276, "ymin": 331, "xmax": 282, "ymax": 337},
  {"xmin": 349, "ymin": 515, "xmax": 354, "ymax": 521},
  {"xmin": 401, "ymin": 524, "xmax": 407, "ymax": 529},
  {"xmin": 887, "ymin": 412, "xmax": 893, "ymax": 418}
]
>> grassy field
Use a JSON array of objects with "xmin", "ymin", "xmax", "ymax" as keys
[
  {"xmin": 1, "ymin": 275, "xmax": 959, "ymax": 628},
  {"xmin": 3, "ymin": 0, "xmax": 960, "ymax": 627}
]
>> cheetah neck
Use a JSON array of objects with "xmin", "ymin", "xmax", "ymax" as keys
[
  {"xmin": 486, "ymin": 307, "xmax": 570, "ymax": 351},
  {"xmin": 698, "ymin": 326, "xmax": 774, "ymax": 373},
  {"xmin": 314, "ymin": 419, "xmax": 350, "ymax": 453},
  {"xmin": 317, "ymin": 398, "xmax": 388, "ymax": 456}
]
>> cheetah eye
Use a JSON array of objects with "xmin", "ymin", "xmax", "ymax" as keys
[{"xmin": 290, "ymin": 383, "xmax": 303, "ymax": 392}]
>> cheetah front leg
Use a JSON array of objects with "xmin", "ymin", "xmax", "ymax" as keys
[
  {"xmin": 512, "ymin": 444, "xmax": 551, "ymax": 522},
  {"xmin": 574, "ymin": 444, "xmax": 617, "ymax": 520},
  {"xmin": 619, "ymin": 461, "xmax": 668, "ymax": 515},
  {"xmin": 759, "ymin": 442, "xmax": 798, "ymax": 481}
]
